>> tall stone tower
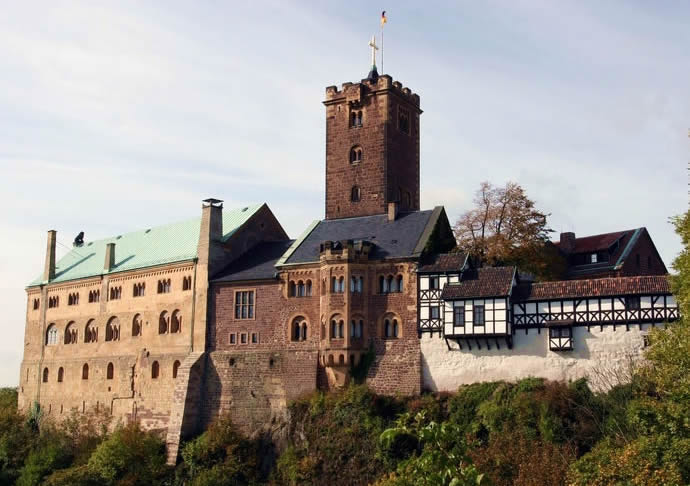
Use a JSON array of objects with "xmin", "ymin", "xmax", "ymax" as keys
[{"xmin": 323, "ymin": 70, "xmax": 422, "ymax": 220}]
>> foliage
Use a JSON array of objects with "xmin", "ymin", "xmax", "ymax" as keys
[
  {"xmin": 349, "ymin": 344, "xmax": 376, "ymax": 384},
  {"xmin": 177, "ymin": 414, "xmax": 263, "ymax": 486},
  {"xmin": 453, "ymin": 181, "xmax": 565, "ymax": 280},
  {"xmin": 376, "ymin": 412, "xmax": 484, "ymax": 486}
]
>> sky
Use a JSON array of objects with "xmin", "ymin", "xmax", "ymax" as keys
[{"xmin": 0, "ymin": 1, "xmax": 688, "ymax": 386}]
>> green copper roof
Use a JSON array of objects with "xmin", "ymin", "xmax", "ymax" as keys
[{"xmin": 29, "ymin": 204, "xmax": 263, "ymax": 287}]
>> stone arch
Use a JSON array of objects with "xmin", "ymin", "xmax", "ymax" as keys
[
  {"xmin": 173, "ymin": 360, "xmax": 181, "ymax": 379},
  {"xmin": 84, "ymin": 319, "xmax": 97, "ymax": 343},
  {"xmin": 42, "ymin": 367, "xmax": 49, "ymax": 383},
  {"xmin": 132, "ymin": 314, "xmax": 142, "ymax": 337},
  {"xmin": 45, "ymin": 324, "xmax": 58, "ymax": 346},
  {"xmin": 170, "ymin": 310, "xmax": 182, "ymax": 333},
  {"xmin": 329, "ymin": 313, "xmax": 343, "ymax": 339},
  {"xmin": 349, "ymin": 145, "xmax": 363, "ymax": 164},
  {"xmin": 64, "ymin": 321, "xmax": 77, "ymax": 344},
  {"xmin": 105, "ymin": 316, "xmax": 120, "ymax": 342},
  {"xmin": 82, "ymin": 363, "xmax": 89, "ymax": 380},
  {"xmin": 57, "ymin": 367, "xmax": 64, "ymax": 383},
  {"xmin": 288, "ymin": 314, "xmax": 308, "ymax": 342},
  {"xmin": 159, "ymin": 311, "xmax": 169, "ymax": 334},
  {"xmin": 151, "ymin": 360, "xmax": 160, "ymax": 379},
  {"xmin": 106, "ymin": 362, "xmax": 114, "ymax": 380}
]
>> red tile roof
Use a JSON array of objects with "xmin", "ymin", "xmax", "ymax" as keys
[
  {"xmin": 418, "ymin": 253, "xmax": 468, "ymax": 273},
  {"xmin": 514, "ymin": 275, "xmax": 671, "ymax": 301},
  {"xmin": 554, "ymin": 230, "xmax": 630, "ymax": 253},
  {"xmin": 441, "ymin": 267, "xmax": 516, "ymax": 299}
]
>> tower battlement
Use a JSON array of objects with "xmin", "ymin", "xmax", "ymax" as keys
[{"xmin": 324, "ymin": 75, "xmax": 420, "ymax": 108}]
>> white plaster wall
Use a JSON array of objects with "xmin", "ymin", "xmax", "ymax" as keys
[{"xmin": 421, "ymin": 324, "xmax": 656, "ymax": 391}]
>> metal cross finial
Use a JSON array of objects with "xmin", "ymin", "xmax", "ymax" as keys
[{"xmin": 368, "ymin": 35, "xmax": 379, "ymax": 68}]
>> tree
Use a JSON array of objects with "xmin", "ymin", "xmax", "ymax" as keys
[{"xmin": 453, "ymin": 182, "xmax": 564, "ymax": 280}]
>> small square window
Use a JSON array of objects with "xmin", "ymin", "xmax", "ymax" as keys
[
  {"xmin": 229, "ymin": 333, "xmax": 236, "ymax": 345},
  {"xmin": 430, "ymin": 306, "xmax": 440, "ymax": 319}
]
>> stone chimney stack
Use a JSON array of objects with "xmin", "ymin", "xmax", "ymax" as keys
[
  {"xmin": 43, "ymin": 230, "xmax": 57, "ymax": 282},
  {"xmin": 198, "ymin": 198, "xmax": 224, "ymax": 271},
  {"xmin": 104, "ymin": 243, "xmax": 116, "ymax": 272},
  {"xmin": 387, "ymin": 202, "xmax": 399, "ymax": 222},
  {"xmin": 559, "ymin": 232, "xmax": 576, "ymax": 254}
]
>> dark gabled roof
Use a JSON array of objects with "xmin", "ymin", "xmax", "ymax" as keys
[
  {"xmin": 212, "ymin": 240, "xmax": 294, "ymax": 283},
  {"xmin": 418, "ymin": 253, "xmax": 468, "ymax": 273},
  {"xmin": 513, "ymin": 275, "xmax": 671, "ymax": 301},
  {"xmin": 280, "ymin": 209, "xmax": 439, "ymax": 265},
  {"xmin": 441, "ymin": 267, "xmax": 516, "ymax": 300},
  {"xmin": 555, "ymin": 230, "xmax": 629, "ymax": 254}
]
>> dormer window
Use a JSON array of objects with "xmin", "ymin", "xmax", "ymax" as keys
[
  {"xmin": 590, "ymin": 253, "xmax": 598, "ymax": 264},
  {"xmin": 350, "ymin": 146, "xmax": 362, "ymax": 164}
]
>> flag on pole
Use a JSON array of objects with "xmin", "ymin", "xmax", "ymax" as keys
[{"xmin": 381, "ymin": 11, "xmax": 387, "ymax": 27}]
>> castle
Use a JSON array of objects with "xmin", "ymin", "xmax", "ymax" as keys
[{"xmin": 18, "ymin": 61, "xmax": 678, "ymax": 463}]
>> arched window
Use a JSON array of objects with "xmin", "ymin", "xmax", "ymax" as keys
[
  {"xmin": 350, "ymin": 320, "xmax": 356, "ymax": 338},
  {"xmin": 379, "ymin": 276, "xmax": 385, "ymax": 293},
  {"xmin": 338, "ymin": 320, "xmax": 344, "ymax": 339},
  {"xmin": 357, "ymin": 277, "xmax": 363, "ymax": 293},
  {"xmin": 82, "ymin": 363, "xmax": 89, "ymax": 380},
  {"xmin": 387, "ymin": 276, "xmax": 395, "ymax": 293},
  {"xmin": 350, "ymin": 146, "xmax": 363, "ymax": 164},
  {"xmin": 33, "ymin": 298, "xmax": 39, "ymax": 310},
  {"xmin": 132, "ymin": 314, "xmax": 142, "ymax": 337},
  {"xmin": 331, "ymin": 277, "xmax": 337, "ymax": 293},
  {"xmin": 331, "ymin": 320, "xmax": 337, "ymax": 339},
  {"xmin": 57, "ymin": 367, "xmax": 64, "ymax": 383},
  {"xmin": 351, "ymin": 186, "xmax": 361, "ymax": 202},
  {"xmin": 305, "ymin": 280, "xmax": 312, "ymax": 296},
  {"xmin": 64, "ymin": 322, "xmax": 77, "ymax": 344},
  {"xmin": 159, "ymin": 311, "xmax": 169, "ymax": 334},
  {"xmin": 105, "ymin": 317, "xmax": 120, "ymax": 342},
  {"xmin": 393, "ymin": 319, "xmax": 399, "ymax": 338},
  {"xmin": 384, "ymin": 319, "xmax": 391, "ymax": 338},
  {"xmin": 338, "ymin": 277, "xmax": 345, "ymax": 293},
  {"xmin": 173, "ymin": 360, "xmax": 181, "ymax": 379},
  {"xmin": 396, "ymin": 275, "xmax": 403, "ymax": 293},
  {"xmin": 170, "ymin": 310, "xmax": 182, "ymax": 333},
  {"xmin": 350, "ymin": 110, "xmax": 362, "ymax": 127},
  {"xmin": 42, "ymin": 367, "xmax": 49, "ymax": 383},
  {"xmin": 151, "ymin": 361, "xmax": 159, "ymax": 379},
  {"xmin": 301, "ymin": 322, "xmax": 307, "ymax": 341},
  {"xmin": 292, "ymin": 318, "xmax": 302, "ymax": 341},
  {"xmin": 106, "ymin": 362, "xmax": 114, "ymax": 380},
  {"xmin": 288, "ymin": 281, "xmax": 296, "ymax": 297},
  {"xmin": 84, "ymin": 320, "xmax": 97, "ymax": 343},
  {"xmin": 297, "ymin": 281, "xmax": 305, "ymax": 297},
  {"xmin": 357, "ymin": 320, "xmax": 364, "ymax": 338},
  {"xmin": 46, "ymin": 324, "xmax": 58, "ymax": 346},
  {"xmin": 182, "ymin": 276, "xmax": 192, "ymax": 291},
  {"xmin": 350, "ymin": 277, "xmax": 357, "ymax": 293}
]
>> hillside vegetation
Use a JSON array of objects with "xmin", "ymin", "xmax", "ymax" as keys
[{"xmin": 1, "ymin": 212, "xmax": 688, "ymax": 485}]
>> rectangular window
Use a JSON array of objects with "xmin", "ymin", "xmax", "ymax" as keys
[
  {"xmin": 590, "ymin": 253, "xmax": 598, "ymax": 263},
  {"xmin": 473, "ymin": 306, "xmax": 485, "ymax": 326},
  {"xmin": 625, "ymin": 296, "xmax": 641, "ymax": 310},
  {"xmin": 234, "ymin": 291, "xmax": 255, "ymax": 319},
  {"xmin": 398, "ymin": 107, "xmax": 410, "ymax": 135},
  {"xmin": 251, "ymin": 332, "xmax": 258, "ymax": 344},
  {"xmin": 453, "ymin": 306, "xmax": 465, "ymax": 326},
  {"xmin": 229, "ymin": 333, "xmax": 236, "ymax": 345},
  {"xmin": 430, "ymin": 306, "xmax": 440, "ymax": 319},
  {"xmin": 429, "ymin": 277, "xmax": 439, "ymax": 290},
  {"xmin": 240, "ymin": 333, "xmax": 247, "ymax": 344}
]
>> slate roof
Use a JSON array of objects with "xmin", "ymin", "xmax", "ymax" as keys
[
  {"xmin": 29, "ymin": 204, "xmax": 264, "ymax": 287},
  {"xmin": 513, "ymin": 275, "xmax": 671, "ymax": 301},
  {"xmin": 212, "ymin": 240, "xmax": 295, "ymax": 283},
  {"xmin": 280, "ymin": 209, "xmax": 439, "ymax": 265},
  {"xmin": 418, "ymin": 253, "xmax": 469, "ymax": 273},
  {"xmin": 555, "ymin": 230, "xmax": 630, "ymax": 254},
  {"xmin": 441, "ymin": 267, "xmax": 516, "ymax": 300}
]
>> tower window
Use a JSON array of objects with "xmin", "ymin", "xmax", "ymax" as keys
[
  {"xmin": 351, "ymin": 186, "xmax": 361, "ymax": 202},
  {"xmin": 350, "ymin": 110, "xmax": 363, "ymax": 127},
  {"xmin": 398, "ymin": 107, "xmax": 410, "ymax": 135},
  {"xmin": 349, "ymin": 146, "xmax": 363, "ymax": 164}
]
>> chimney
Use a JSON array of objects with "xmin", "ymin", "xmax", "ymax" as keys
[
  {"xmin": 104, "ymin": 243, "xmax": 116, "ymax": 272},
  {"xmin": 387, "ymin": 202, "xmax": 399, "ymax": 222},
  {"xmin": 43, "ymin": 230, "xmax": 57, "ymax": 282},
  {"xmin": 559, "ymin": 232, "xmax": 576, "ymax": 254},
  {"xmin": 198, "ymin": 198, "xmax": 224, "ymax": 269}
]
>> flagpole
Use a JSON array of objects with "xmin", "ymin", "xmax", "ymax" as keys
[{"xmin": 381, "ymin": 24, "xmax": 384, "ymax": 74}]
